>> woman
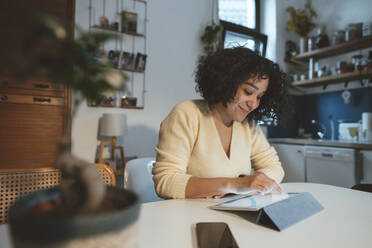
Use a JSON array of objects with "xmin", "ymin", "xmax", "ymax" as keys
[{"xmin": 153, "ymin": 47, "xmax": 288, "ymax": 199}]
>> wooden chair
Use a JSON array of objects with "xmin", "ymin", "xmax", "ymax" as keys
[{"xmin": 0, "ymin": 163, "xmax": 115, "ymax": 224}]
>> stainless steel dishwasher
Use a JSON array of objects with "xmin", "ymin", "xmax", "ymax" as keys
[{"xmin": 304, "ymin": 145, "xmax": 358, "ymax": 188}]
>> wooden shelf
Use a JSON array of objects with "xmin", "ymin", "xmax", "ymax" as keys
[
  {"xmin": 90, "ymin": 26, "xmax": 145, "ymax": 37},
  {"xmin": 87, "ymin": 104, "xmax": 144, "ymax": 110},
  {"xmin": 291, "ymin": 70, "xmax": 372, "ymax": 88},
  {"xmin": 291, "ymin": 35, "xmax": 372, "ymax": 62}
]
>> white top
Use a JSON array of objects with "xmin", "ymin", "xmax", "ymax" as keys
[{"xmin": 1, "ymin": 183, "xmax": 371, "ymax": 248}]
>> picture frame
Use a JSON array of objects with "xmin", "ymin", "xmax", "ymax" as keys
[
  {"xmin": 120, "ymin": 51, "xmax": 135, "ymax": 70},
  {"xmin": 134, "ymin": 53, "xmax": 147, "ymax": 72},
  {"xmin": 121, "ymin": 11, "xmax": 138, "ymax": 33},
  {"xmin": 108, "ymin": 50, "xmax": 121, "ymax": 68}
]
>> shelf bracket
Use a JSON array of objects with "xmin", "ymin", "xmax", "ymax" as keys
[
  {"xmin": 344, "ymin": 81, "xmax": 349, "ymax": 88},
  {"xmin": 360, "ymin": 79, "xmax": 365, "ymax": 86},
  {"xmin": 322, "ymin": 84, "xmax": 328, "ymax": 90}
]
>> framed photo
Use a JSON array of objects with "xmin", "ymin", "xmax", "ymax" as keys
[
  {"xmin": 120, "ymin": 51, "xmax": 135, "ymax": 70},
  {"xmin": 108, "ymin": 50, "xmax": 121, "ymax": 68},
  {"xmin": 121, "ymin": 11, "xmax": 138, "ymax": 33},
  {"xmin": 134, "ymin": 53, "xmax": 147, "ymax": 72}
]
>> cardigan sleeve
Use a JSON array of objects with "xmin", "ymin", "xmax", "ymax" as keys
[
  {"xmin": 152, "ymin": 102, "xmax": 198, "ymax": 199},
  {"xmin": 250, "ymin": 124, "xmax": 284, "ymax": 183}
]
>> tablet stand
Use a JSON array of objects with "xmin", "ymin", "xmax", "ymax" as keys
[{"xmin": 255, "ymin": 192, "xmax": 324, "ymax": 231}]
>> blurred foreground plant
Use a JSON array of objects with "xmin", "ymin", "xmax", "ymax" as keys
[{"xmin": 2, "ymin": 14, "xmax": 128, "ymax": 214}]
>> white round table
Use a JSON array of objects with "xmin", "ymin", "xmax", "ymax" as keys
[{"xmin": 1, "ymin": 183, "xmax": 371, "ymax": 248}]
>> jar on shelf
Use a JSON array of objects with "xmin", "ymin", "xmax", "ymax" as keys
[
  {"xmin": 308, "ymin": 37, "xmax": 315, "ymax": 52},
  {"xmin": 346, "ymin": 23, "xmax": 363, "ymax": 41},
  {"xmin": 351, "ymin": 55, "xmax": 364, "ymax": 71},
  {"xmin": 333, "ymin": 30, "xmax": 345, "ymax": 45}
]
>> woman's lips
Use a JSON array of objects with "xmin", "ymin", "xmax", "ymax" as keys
[{"xmin": 239, "ymin": 105, "xmax": 250, "ymax": 116}]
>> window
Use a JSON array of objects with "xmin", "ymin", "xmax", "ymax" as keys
[{"xmin": 218, "ymin": 0, "xmax": 267, "ymax": 56}]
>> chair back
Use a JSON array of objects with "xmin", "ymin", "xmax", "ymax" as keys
[
  {"xmin": 0, "ymin": 163, "xmax": 115, "ymax": 224},
  {"xmin": 124, "ymin": 157, "xmax": 162, "ymax": 203}
]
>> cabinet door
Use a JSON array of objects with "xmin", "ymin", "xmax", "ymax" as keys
[
  {"xmin": 0, "ymin": 102, "xmax": 64, "ymax": 169},
  {"xmin": 361, "ymin": 150, "xmax": 372, "ymax": 183},
  {"xmin": 271, "ymin": 143, "xmax": 305, "ymax": 182}
]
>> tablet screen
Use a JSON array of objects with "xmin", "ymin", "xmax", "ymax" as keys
[{"xmin": 211, "ymin": 193, "xmax": 297, "ymax": 211}]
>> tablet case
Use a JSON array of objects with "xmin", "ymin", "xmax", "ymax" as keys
[{"xmin": 255, "ymin": 192, "xmax": 324, "ymax": 231}]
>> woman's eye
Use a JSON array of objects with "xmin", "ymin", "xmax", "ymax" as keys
[{"xmin": 244, "ymin": 90, "xmax": 252, "ymax": 95}]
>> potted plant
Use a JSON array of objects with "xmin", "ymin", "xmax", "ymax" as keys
[
  {"xmin": 200, "ymin": 23, "xmax": 223, "ymax": 55},
  {"xmin": 2, "ymin": 14, "xmax": 140, "ymax": 248},
  {"xmin": 286, "ymin": 0, "xmax": 317, "ymax": 53}
]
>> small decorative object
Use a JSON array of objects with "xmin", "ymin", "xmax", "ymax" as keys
[
  {"xmin": 108, "ymin": 50, "xmax": 121, "ymax": 68},
  {"xmin": 285, "ymin": 40, "xmax": 298, "ymax": 58},
  {"xmin": 200, "ymin": 23, "xmax": 223, "ymax": 55},
  {"xmin": 332, "ymin": 30, "xmax": 346, "ymax": 45},
  {"xmin": 121, "ymin": 96, "xmax": 137, "ymax": 107},
  {"xmin": 342, "ymin": 90, "xmax": 352, "ymax": 104},
  {"xmin": 110, "ymin": 21, "xmax": 119, "ymax": 31},
  {"xmin": 121, "ymin": 11, "xmax": 138, "ymax": 33},
  {"xmin": 134, "ymin": 53, "xmax": 147, "ymax": 72},
  {"xmin": 351, "ymin": 55, "xmax": 364, "ymax": 71},
  {"xmin": 363, "ymin": 22, "xmax": 372, "ymax": 37},
  {"xmin": 286, "ymin": 0, "xmax": 317, "ymax": 54},
  {"xmin": 120, "ymin": 51, "xmax": 135, "ymax": 70},
  {"xmin": 315, "ymin": 26, "xmax": 330, "ymax": 49},
  {"xmin": 346, "ymin": 23, "xmax": 363, "ymax": 41},
  {"xmin": 99, "ymin": 16, "xmax": 110, "ymax": 28}
]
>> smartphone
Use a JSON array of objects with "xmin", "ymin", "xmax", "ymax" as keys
[{"xmin": 195, "ymin": 222, "xmax": 239, "ymax": 248}]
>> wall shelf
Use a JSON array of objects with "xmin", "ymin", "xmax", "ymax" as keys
[
  {"xmin": 290, "ymin": 35, "xmax": 372, "ymax": 62},
  {"xmin": 87, "ymin": 104, "xmax": 144, "ymax": 110},
  {"xmin": 90, "ymin": 26, "xmax": 145, "ymax": 37},
  {"xmin": 87, "ymin": 0, "xmax": 148, "ymax": 109},
  {"xmin": 291, "ymin": 70, "xmax": 372, "ymax": 88}
]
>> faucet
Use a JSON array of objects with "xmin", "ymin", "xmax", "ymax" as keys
[{"xmin": 311, "ymin": 120, "xmax": 326, "ymax": 139}]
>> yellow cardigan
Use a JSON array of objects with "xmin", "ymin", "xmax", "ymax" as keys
[{"xmin": 153, "ymin": 100, "xmax": 284, "ymax": 199}]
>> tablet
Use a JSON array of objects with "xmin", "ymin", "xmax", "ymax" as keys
[{"xmin": 210, "ymin": 193, "xmax": 298, "ymax": 211}]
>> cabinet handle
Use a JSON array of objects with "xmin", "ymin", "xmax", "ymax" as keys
[
  {"xmin": 321, "ymin": 152, "xmax": 333, "ymax": 158},
  {"xmin": 297, "ymin": 150, "xmax": 302, "ymax": 153},
  {"xmin": 1, "ymin": 95, "xmax": 8, "ymax": 101},
  {"xmin": 33, "ymin": 97, "xmax": 51, "ymax": 103},
  {"xmin": 33, "ymin": 83, "xmax": 50, "ymax": 89}
]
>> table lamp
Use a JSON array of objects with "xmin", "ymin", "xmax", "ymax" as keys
[{"xmin": 98, "ymin": 113, "xmax": 127, "ymax": 171}]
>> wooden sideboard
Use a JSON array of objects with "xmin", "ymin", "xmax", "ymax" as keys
[{"xmin": 0, "ymin": 0, "xmax": 74, "ymax": 169}]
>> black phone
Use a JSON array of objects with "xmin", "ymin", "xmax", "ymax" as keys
[{"xmin": 195, "ymin": 222, "xmax": 239, "ymax": 248}]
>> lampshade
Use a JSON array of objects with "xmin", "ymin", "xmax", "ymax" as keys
[{"xmin": 100, "ymin": 113, "xmax": 128, "ymax": 137}]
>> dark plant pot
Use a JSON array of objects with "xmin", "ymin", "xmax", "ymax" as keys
[{"xmin": 9, "ymin": 186, "xmax": 139, "ymax": 248}]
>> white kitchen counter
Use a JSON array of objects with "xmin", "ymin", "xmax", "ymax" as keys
[{"xmin": 269, "ymin": 138, "xmax": 372, "ymax": 150}]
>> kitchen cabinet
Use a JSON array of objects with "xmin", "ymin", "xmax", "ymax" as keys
[
  {"xmin": 289, "ymin": 35, "xmax": 372, "ymax": 88},
  {"xmin": 360, "ymin": 150, "xmax": 372, "ymax": 183},
  {"xmin": 271, "ymin": 143, "xmax": 305, "ymax": 182}
]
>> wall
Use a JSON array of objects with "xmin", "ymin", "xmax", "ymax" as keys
[
  {"xmin": 73, "ymin": 0, "xmax": 214, "ymax": 162},
  {"xmin": 269, "ymin": 0, "xmax": 372, "ymax": 139}
]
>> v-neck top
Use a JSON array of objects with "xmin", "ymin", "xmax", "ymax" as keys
[{"xmin": 153, "ymin": 100, "xmax": 284, "ymax": 199}]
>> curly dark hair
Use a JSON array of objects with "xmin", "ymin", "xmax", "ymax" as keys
[{"xmin": 195, "ymin": 47, "xmax": 288, "ymax": 123}]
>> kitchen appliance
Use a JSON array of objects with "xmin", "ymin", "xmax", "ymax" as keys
[
  {"xmin": 304, "ymin": 146, "xmax": 358, "ymax": 188},
  {"xmin": 338, "ymin": 122, "xmax": 359, "ymax": 140},
  {"xmin": 360, "ymin": 112, "xmax": 372, "ymax": 141}
]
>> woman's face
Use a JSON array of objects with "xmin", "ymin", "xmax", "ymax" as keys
[{"xmin": 226, "ymin": 76, "xmax": 269, "ymax": 123}]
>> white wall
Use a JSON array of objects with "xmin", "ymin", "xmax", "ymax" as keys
[
  {"xmin": 276, "ymin": 0, "xmax": 372, "ymax": 95},
  {"xmin": 73, "ymin": 0, "xmax": 214, "ymax": 162}
]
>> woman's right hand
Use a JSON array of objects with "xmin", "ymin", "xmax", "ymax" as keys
[{"xmin": 233, "ymin": 172, "xmax": 281, "ymax": 194}]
